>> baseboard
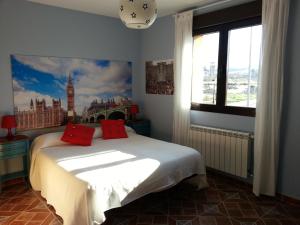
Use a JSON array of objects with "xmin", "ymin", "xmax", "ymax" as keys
[
  {"xmin": 278, "ymin": 194, "xmax": 300, "ymax": 205},
  {"xmin": 1, "ymin": 177, "xmax": 26, "ymax": 189},
  {"xmin": 1, "ymin": 171, "xmax": 28, "ymax": 190},
  {"xmin": 206, "ymin": 167, "xmax": 252, "ymax": 185},
  {"xmin": 1, "ymin": 171, "xmax": 27, "ymax": 183}
]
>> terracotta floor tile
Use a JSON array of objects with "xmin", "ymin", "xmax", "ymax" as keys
[
  {"xmin": 0, "ymin": 211, "xmax": 19, "ymax": 217},
  {"xmin": 11, "ymin": 205, "xmax": 29, "ymax": 211},
  {"xmin": 198, "ymin": 203, "xmax": 227, "ymax": 217},
  {"xmin": 19, "ymin": 198, "xmax": 36, "ymax": 206},
  {"xmin": 223, "ymin": 202, "xmax": 239, "ymax": 209},
  {"xmin": 182, "ymin": 208, "xmax": 197, "ymax": 216},
  {"xmin": 241, "ymin": 209, "xmax": 259, "ymax": 218},
  {"xmin": 169, "ymin": 208, "xmax": 182, "ymax": 215},
  {"xmin": 261, "ymin": 218, "xmax": 283, "ymax": 225},
  {"xmin": 0, "ymin": 204, "xmax": 15, "ymax": 211},
  {"xmin": 1, "ymin": 172, "xmax": 299, "ymax": 225},
  {"xmin": 198, "ymin": 216, "xmax": 217, "ymax": 225},
  {"xmin": 40, "ymin": 214, "xmax": 57, "ymax": 225},
  {"xmin": 7, "ymin": 198, "xmax": 24, "ymax": 204},
  {"xmin": 214, "ymin": 216, "xmax": 232, "ymax": 225},
  {"xmin": 137, "ymin": 215, "xmax": 153, "ymax": 224},
  {"xmin": 15, "ymin": 212, "xmax": 35, "ymax": 221},
  {"xmin": 239, "ymin": 202, "xmax": 253, "ymax": 209},
  {"xmin": 49, "ymin": 220, "xmax": 63, "ymax": 225},
  {"xmin": 8, "ymin": 221, "xmax": 27, "ymax": 225},
  {"xmin": 0, "ymin": 212, "xmax": 21, "ymax": 225},
  {"xmin": 111, "ymin": 215, "xmax": 137, "ymax": 225},
  {"xmin": 26, "ymin": 222, "xmax": 43, "ymax": 225},
  {"xmin": 182, "ymin": 201, "xmax": 196, "ymax": 209},
  {"xmin": 168, "ymin": 216, "xmax": 200, "ymax": 225},
  {"xmin": 31, "ymin": 212, "xmax": 50, "ymax": 221},
  {"xmin": 25, "ymin": 200, "xmax": 44, "ymax": 211},
  {"xmin": 231, "ymin": 219, "xmax": 265, "ymax": 225},
  {"xmin": 153, "ymin": 215, "xmax": 168, "ymax": 224}
]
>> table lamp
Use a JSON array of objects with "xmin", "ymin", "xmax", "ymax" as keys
[
  {"xmin": 130, "ymin": 104, "xmax": 139, "ymax": 121},
  {"xmin": 1, "ymin": 115, "xmax": 17, "ymax": 138}
]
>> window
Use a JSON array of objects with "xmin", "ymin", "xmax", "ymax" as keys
[
  {"xmin": 226, "ymin": 25, "xmax": 262, "ymax": 108},
  {"xmin": 191, "ymin": 1, "xmax": 262, "ymax": 117},
  {"xmin": 192, "ymin": 32, "xmax": 220, "ymax": 105}
]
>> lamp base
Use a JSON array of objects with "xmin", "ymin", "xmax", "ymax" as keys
[
  {"xmin": 6, "ymin": 128, "xmax": 14, "ymax": 139},
  {"xmin": 131, "ymin": 114, "xmax": 137, "ymax": 121}
]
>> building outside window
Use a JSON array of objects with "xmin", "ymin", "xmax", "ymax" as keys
[{"xmin": 191, "ymin": 1, "xmax": 262, "ymax": 117}]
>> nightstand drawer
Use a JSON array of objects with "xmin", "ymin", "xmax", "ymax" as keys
[
  {"xmin": 0, "ymin": 141, "xmax": 27, "ymax": 151},
  {"xmin": 0, "ymin": 135, "xmax": 29, "ymax": 189},
  {"xmin": 0, "ymin": 147, "xmax": 27, "ymax": 159}
]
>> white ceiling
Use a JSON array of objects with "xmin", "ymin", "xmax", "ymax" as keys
[{"xmin": 27, "ymin": 0, "xmax": 229, "ymax": 18}]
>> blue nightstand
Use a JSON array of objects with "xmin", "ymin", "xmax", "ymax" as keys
[
  {"xmin": 0, "ymin": 135, "xmax": 29, "ymax": 191},
  {"xmin": 127, "ymin": 119, "xmax": 151, "ymax": 137}
]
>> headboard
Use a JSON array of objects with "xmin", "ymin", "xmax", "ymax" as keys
[{"xmin": 17, "ymin": 123, "xmax": 100, "ymax": 141}]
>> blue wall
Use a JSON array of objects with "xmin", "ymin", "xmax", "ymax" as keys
[
  {"xmin": 278, "ymin": 0, "xmax": 300, "ymax": 200},
  {"xmin": 140, "ymin": 16, "xmax": 255, "ymax": 142},
  {"xmin": 140, "ymin": 16, "xmax": 175, "ymax": 141},
  {"xmin": 0, "ymin": 0, "xmax": 299, "ymax": 200},
  {"xmin": 140, "ymin": 4, "xmax": 300, "ymax": 199},
  {"xmin": 0, "ymin": 0, "xmax": 142, "ymax": 137}
]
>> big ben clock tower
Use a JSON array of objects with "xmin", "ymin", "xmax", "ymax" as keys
[{"xmin": 67, "ymin": 73, "xmax": 75, "ymax": 121}]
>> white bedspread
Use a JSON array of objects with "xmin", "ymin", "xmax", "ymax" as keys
[{"xmin": 30, "ymin": 129, "xmax": 207, "ymax": 225}]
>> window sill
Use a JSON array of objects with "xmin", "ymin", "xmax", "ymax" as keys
[{"xmin": 191, "ymin": 103, "xmax": 256, "ymax": 117}]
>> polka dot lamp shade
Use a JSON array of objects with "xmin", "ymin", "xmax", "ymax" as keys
[{"xmin": 119, "ymin": 0, "xmax": 158, "ymax": 29}]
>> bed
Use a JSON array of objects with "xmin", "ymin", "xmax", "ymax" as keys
[{"xmin": 29, "ymin": 127, "xmax": 207, "ymax": 225}]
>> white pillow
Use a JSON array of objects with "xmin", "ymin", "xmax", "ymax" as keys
[{"xmin": 93, "ymin": 127, "xmax": 102, "ymax": 138}]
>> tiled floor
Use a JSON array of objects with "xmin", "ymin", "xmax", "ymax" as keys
[
  {"xmin": 1, "ymin": 172, "xmax": 300, "ymax": 225},
  {"xmin": 0, "ymin": 183, "xmax": 62, "ymax": 225}
]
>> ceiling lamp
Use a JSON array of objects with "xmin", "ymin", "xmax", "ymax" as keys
[{"xmin": 119, "ymin": 0, "xmax": 158, "ymax": 29}]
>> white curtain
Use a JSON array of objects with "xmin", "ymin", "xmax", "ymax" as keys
[
  {"xmin": 172, "ymin": 11, "xmax": 193, "ymax": 146},
  {"xmin": 253, "ymin": 0, "xmax": 290, "ymax": 196}
]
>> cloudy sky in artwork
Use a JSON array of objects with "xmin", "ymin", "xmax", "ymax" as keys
[{"xmin": 11, "ymin": 55, "xmax": 132, "ymax": 115}]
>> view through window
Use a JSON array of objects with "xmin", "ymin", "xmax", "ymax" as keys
[
  {"xmin": 192, "ymin": 32, "xmax": 219, "ymax": 105},
  {"xmin": 192, "ymin": 21, "xmax": 262, "ymax": 116},
  {"xmin": 226, "ymin": 25, "xmax": 262, "ymax": 107}
]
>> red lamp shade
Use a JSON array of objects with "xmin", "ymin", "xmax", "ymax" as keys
[
  {"xmin": 1, "ymin": 115, "xmax": 17, "ymax": 129},
  {"xmin": 130, "ymin": 104, "xmax": 139, "ymax": 114},
  {"xmin": 1, "ymin": 115, "xmax": 17, "ymax": 138}
]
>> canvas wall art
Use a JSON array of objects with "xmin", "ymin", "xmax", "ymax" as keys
[
  {"xmin": 146, "ymin": 59, "xmax": 174, "ymax": 95},
  {"xmin": 11, "ymin": 54, "xmax": 132, "ymax": 131}
]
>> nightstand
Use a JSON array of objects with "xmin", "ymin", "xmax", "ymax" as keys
[
  {"xmin": 0, "ymin": 135, "xmax": 29, "ymax": 190},
  {"xmin": 127, "ymin": 119, "xmax": 151, "ymax": 137}
]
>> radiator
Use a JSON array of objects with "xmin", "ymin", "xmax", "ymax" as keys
[{"xmin": 189, "ymin": 125, "xmax": 253, "ymax": 178}]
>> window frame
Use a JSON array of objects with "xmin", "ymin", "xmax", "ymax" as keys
[{"xmin": 191, "ymin": 16, "xmax": 262, "ymax": 117}]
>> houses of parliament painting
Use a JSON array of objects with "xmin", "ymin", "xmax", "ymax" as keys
[{"xmin": 11, "ymin": 54, "xmax": 132, "ymax": 131}]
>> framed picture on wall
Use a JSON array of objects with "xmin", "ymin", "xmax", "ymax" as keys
[
  {"xmin": 146, "ymin": 59, "xmax": 174, "ymax": 95},
  {"xmin": 11, "ymin": 54, "xmax": 132, "ymax": 131}
]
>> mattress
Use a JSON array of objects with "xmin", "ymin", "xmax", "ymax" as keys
[{"xmin": 29, "ymin": 129, "xmax": 207, "ymax": 225}]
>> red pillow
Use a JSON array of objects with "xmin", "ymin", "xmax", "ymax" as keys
[
  {"xmin": 61, "ymin": 123, "xmax": 95, "ymax": 146},
  {"xmin": 101, "ymin": 120, "xmax": 128, "ymax": 140}
]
